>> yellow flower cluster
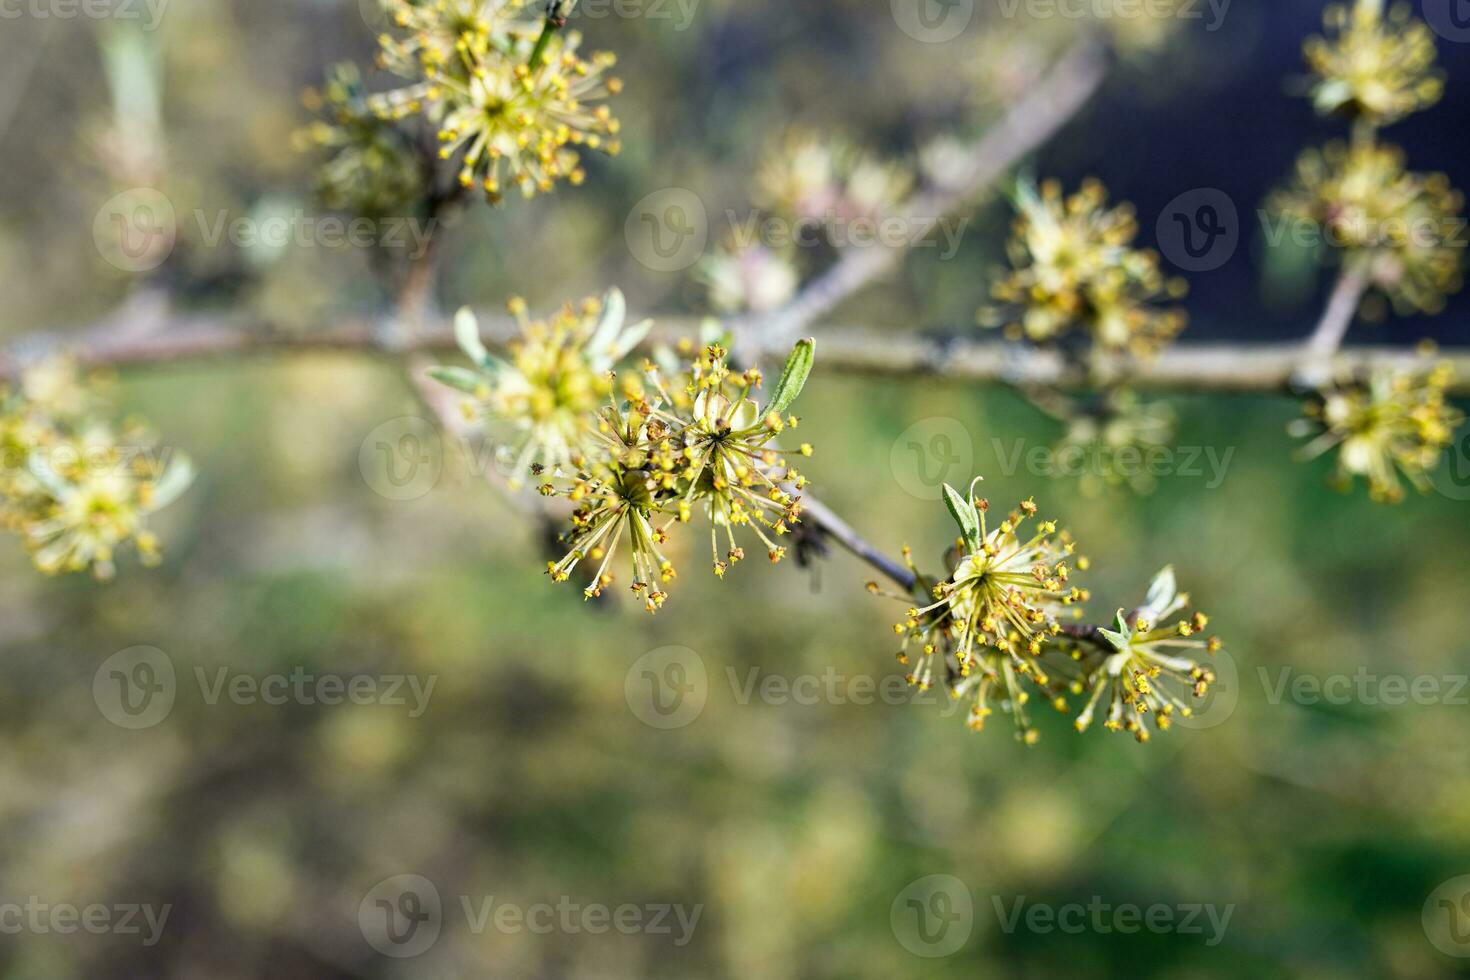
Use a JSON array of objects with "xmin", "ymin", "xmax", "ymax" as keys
[
  {"xmin": 1292, "ymin": 363, "xmax": 1464, "ymax": 503},
  {"xmin": 297, "ymin": 63, "xmax": 426, "ymax": 218},
  {"xmin": 755, "ymin": 129, "xmax": 913, "ymax": 226},
  {"xmin": 873, "ymin": 487, "xmax": 1221, "ymax": 744},
  {"xmin": 1305, "ymin": 0, "xmax": 1443, "ymax": 126},
  {"xmin": 370, "ymin": 0, "xmax": 622, "ymax": 203},
  {"xmin": 984, "ymin": 179, "xmax": 1187, "ymax": 358},
  {"xmin": 0, "ymin": 360, "xmax": 193, "ymax": 581},
  {"xmin": 1273, "ymin": 143, "xmax": 1464, "ymax": 316},
  {"xmin": 431, "ymin": 291, "xmax": 816, "ymax": 612}
]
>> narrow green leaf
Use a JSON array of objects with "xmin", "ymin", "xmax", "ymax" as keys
[
  {"xmin": 942, "ymin": 482, "xmax": 980, "ymax": 549},
  {"xmin": 766, "ymin": 338, "xmax": 815, "ymax": 419},
  {"xmin": 454, "ymin": 307, "xmax": 488, "ymax": 365},
  {"xmin": 1098, "ymin": 627, "xmax": 1131, "ymax": 652},
  {"xmin": 427, "ymin": 366, "xmax": 486, "ymax": 394}
]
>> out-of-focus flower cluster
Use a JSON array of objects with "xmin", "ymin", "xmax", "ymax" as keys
[
  {"xmin": 1050, "ymin": 390, "xmax": 1176, "ymax": 497},
  {"xmin": 983, "ymin": 178, "xmax": 1188, "ymax": 360},
  {"xmin": 430, "ymin": 290, "xmax": 815, "ymax": 612},
  {"xmin": 365, "ymin": 0, "xmax": 622, "ymax": 203},
  {"xmin": 871, "ymin": 483, "xmax": 1220, "ymax": 744},
  {"xmin": 694, "ymin": 129, "xmax": 913, "ymax": 315},
  {"xmin": 0, "ymin": 360, "xmax": 193, "ymax": 580},
  {"xmin": 1292, "ymin": 363, "xmax": 1464, "ymax": 503},
  {"xmin": 1305, "ymin": 0, "xmax": 1443, "ymax": 127},
  {"xmin": 1273, "ymin": 0, "xmax": 1463, "ymax": 317},
  {"xmin": 1271, "ymin": 143, "xmax": 1464, "ymax": 316},
  {"xmin": 297, "ymin": 63, "xmax": 427, "ymax": 218}
]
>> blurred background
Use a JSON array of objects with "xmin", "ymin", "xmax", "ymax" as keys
[{"xmin": 2, "ymin": 0, "xmax": 1470, "ymax": 977}]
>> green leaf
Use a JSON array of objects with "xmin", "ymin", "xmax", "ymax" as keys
[
  {"xmin": 1098, "ymin": 627, "xmax": 1130, "ymax": 652},
  {"xmin": 147, "ymin": 453, "xmax": 195, "ymax": 511},
  {"xmin": 427, "ymin": 366, "xmax": 485, "ymax": 394},
  {"xmin": 766, "ymin": 338, "xmax": 815, "ymax": 419},
  {"xmin": 942, "ymin": 482, "xmax": 980, "ymax": 550}
]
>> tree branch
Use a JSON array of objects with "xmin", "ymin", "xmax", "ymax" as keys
[{"xmin": 7, "ymin": 311, "xmax": 1466, "ymax": 394}]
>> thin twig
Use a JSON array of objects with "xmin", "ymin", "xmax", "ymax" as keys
[
  {"xmin": 1295, "ymin": 267, "xmax": 1370, "ymax": 388},
  {"xmin": 7, "ymin": 312, "xmax": 1467, "ymax": 394}
]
